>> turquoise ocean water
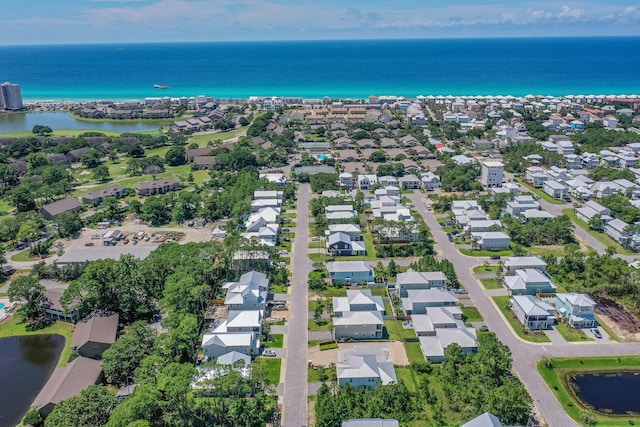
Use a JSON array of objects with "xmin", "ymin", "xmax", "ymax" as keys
[{"xmin": 1, "ymin": 37, "xmax": 639, "ymax": 101}]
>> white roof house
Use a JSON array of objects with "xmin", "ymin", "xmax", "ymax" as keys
[
  {"xmin": 411, "ymin": 307, "xmax": 464, "ymax": 336},
  {"xmin": 253, "ymin": 190, "xmax": 283, "ymax": 200},
  {"xmin": 342, "ymin": 419, "xmax": 399, "ymax": 427},
  {"xmin": 395, "ymin": 270, "xmax": 447, "ymax": 297},
  {"xmin": 460, "ymin": 412, "xmax": 504, "ymax": 427},
  {"xmin": 336, "ymin": 347, "xmax": 397, "ymax": 389},
  {"xmin": 401, "ymin": 289, "xmax": 459, "ymax": 315},
  {"xmin": 223, "ymin": 271, "xmax": 269, "ymax": 309},
  {"xmin": 504, "ymin": 256, "xmax": 547, "ymax": 273},
  {"xmin": 419, "ymin": 327, "xmax": 477, "ymax": 363},
  {"xmin": 212, "ymin": 310, "xmax": 263, "ymax": 333},
  {"xmin": 333, "ymin": 311, "xmax": 384, "ymax": 340},
  {"xmin": 504, "ymin": 269, "xmax": 557, "ymax": 295},
  {"xmin": 511, "ymin": 295, "xmax": 555, "ymax": 330},
  {"xmin": 471, "ymin": 231, "xmax": 511, "ymax": 250},
  {"xmin": 201, "ymin": 332, "xmax": 260, "ymax": 360},
  {"xmin": 333, "ymin": 289, "xmax": 384, "ymax": 315}
]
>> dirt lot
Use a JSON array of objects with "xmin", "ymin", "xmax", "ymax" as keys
[
  {"xmin": 595, "ymin": 296, "xmax": 640, "ymax": 340},
  {"xmin": 62, "ymin": 219, "xmax": 214, "ymax": 252},
  {"xmin": 308, "ymin": 341, "xmax": 409, "ymax": 367}
]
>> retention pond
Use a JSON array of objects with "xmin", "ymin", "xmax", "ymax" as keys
[
  {"xmin": 0, "ymin": 335, "xmax": 64, "ymax": 427},
  {"xmin": 571, "ymin": 371, "xmax": 640, "ymax": 415}
]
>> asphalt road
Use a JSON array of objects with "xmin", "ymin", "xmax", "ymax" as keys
[
  {"xmin": 408, "ymin": 192, "xmax": 640, "ymax": 427},
  {"xmin": 282, "ymin": 183, "xmax": 313, "ymax": 427}
]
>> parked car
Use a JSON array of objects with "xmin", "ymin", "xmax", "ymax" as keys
[
  {"xmin": 84, "ymin": 242, "xmax": 94, "ymax": 247},
  {"xmin": 592, "ymin": 328, "xmax": 602, "ymax": 339},
  {"xmin": 262, "ymin": 350, "xmax": 277, "ymax": 357},
  {"xmin": 490, "ymin": 255, "xmax": 501, "ymax": 260}
]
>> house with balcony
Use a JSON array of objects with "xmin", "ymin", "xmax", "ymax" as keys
[
  {"xmin": 327, "ymin": 261, "xmax": 375, "ymax": 285},
  {"xmin": 358, "ymin": 174, "xmax": 378, "ymax": 190},
  {"xmin": 222, "ymin": 271, "xmax": 268, "ymax": 310},
  {"xmin": 471, "ymin": 231, "xmax": 511, "ymax": 250},
  {"xmin": 333, "ymin": 290, "xmax": 384, "ymax": 316},
  {"xmin": 411, "ymin": 307, "xmax": 464, "ymax": 336},
  {"xmin": 401, "ymin": 289, "xmax": 458, "ymax": 315},
  {"xmin": 339, "ymin": 172, "xmax": 354, "ymax": 190},
  {"xmin": 504, "ymin": 256, "xmax": 547, "ymax": 273},
  {"xmin": 325, "ymin": 224, "xmax": 362, "ymax": 241},
  {"xmin": 333, "ymin": 311, "xmax": 384, "ymax": 340},
  {"xmin": 504, "ymin": 269, "xmax": 557, "ymax": 295},
  {"xmin": 556, "ymin": 293, "xmax": 597, "ymax": 328},
  {"xmin": 543, "ymin": 180, "xmax": 568, "ymax": 199},
  {"xmin": 505, "ymin": 195, "xmax": 539, "ymax": 216},
  {"xmin": 418, "ymin": 327, "xmax": 477, "ymax": 363},
  {"xmin": 398, "ymin": 174, "xmax": 421, "ymax": 190},
  {"xmin": 420, "ymin": 171, "xmax": 440, "ymax": 190},
  {"xmin": 510, "ymin": 295, "xmax": 555, "ymax": 330},
  {"xmin": 326, "ymin": 232, "xmax": 366, "ymax": 256}
]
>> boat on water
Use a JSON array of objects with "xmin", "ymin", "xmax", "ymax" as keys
[{"xmin": 153, "ymin": 84, "xmax": 168, "ymax": 89}]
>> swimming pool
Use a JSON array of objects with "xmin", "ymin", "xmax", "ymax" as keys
[
  {"xmin": 317, "ymin": 154, "xmax": 328, "ymax": 160},
  {"xmin": 0, "ymin": 303, "xmax": 5, "ymax": 310}
]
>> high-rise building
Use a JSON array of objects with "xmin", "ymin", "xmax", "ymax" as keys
[
  {"xmin": 480, "ymin": 161, "xmax": 504, "ymax": 188},
  {"xmin": 1, "ymin": 82, "xmax": 24, "ymax": 110}
]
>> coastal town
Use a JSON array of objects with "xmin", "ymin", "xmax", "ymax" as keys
[{"xmin": 3, "ymin": 83, "xmax": 640, "ymax": 427}]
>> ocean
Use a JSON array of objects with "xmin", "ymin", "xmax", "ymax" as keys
[{"xmin": 1, "ymin": 37, "xmax": 639, "ymax": 101}]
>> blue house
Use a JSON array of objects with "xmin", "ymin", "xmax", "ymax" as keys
[
  {"xmin": 555, "ymin": 293, "xmax": 596, "ymax": 328},
  {"xmin": 327, "ymin": 261, "xmax": 375, "ymax": 285}
]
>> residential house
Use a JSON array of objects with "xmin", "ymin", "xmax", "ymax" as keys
[
  {"xmin": 342, "ymin": 419, "xmax": 399, "ymax": 427},
  {"xmin": 505, "ymin": 195, "xmax": 539, "ymax": 216},
  {"xmin": 466, "ymin": 219, "xmax": 502, "ymax": 232},
  {"xmin": 339, "ymin": 172, "xmax": 355, "ymax": 190},
  {"xmin": 401, "ymin": 289, "xmax": 458, "ymax": 315},
  {"xmin": 135, "ymin": 179, "xmax": 180, "ymax": 196},
  {"xmin": 420, "ymin": 171, "xmax": 440, "ymax": 190},
  {"xmin": 81, "ymin": 185, "xmax": 125, "ymax": 205},
  {"xmin": 201, "ymin": 331, "xmax": 260, "ymax": 360},
  {"xmin": 333, "ymin": 290, "xmax": 384, "ymax": 316},
  {"xmin": 480, "ymin": 161, "xmax": 504, "ymax": 188},
  {"xmin": 336, "ymin": 347, "xmax": 396, "ymax": 388},
  {"xmin": 525, "ymin": 167, "xmax": 549, "ymax": 188},
  {"xmin": 461, "ymin": 412, "xmax": 506, "ymax": 427},
  {"xmin": 471, "ymin": 231, "xmax": 511, "ymax": 250},
  {"xmin": 604, "ymin": 218, "xmax": 634, "ymax": 245},
  {"xmin": 565, "ymin": 154, "xmax": 581, "ymax": 169},
  {"xmin": 333, "ymin": 311, "xmax": 384, "ymax": 340},
  {"xmin": 591, "ymin": 181, "xmax": 620, "ymax": 199},
  {"xmin": 32, "ymin": 356, "xmax": 103, "ymax": 418},
  {"xmin": 503, "ymin": 269, "xmax": 557, "ymax": 295},
  {"xmin": 395, "ymin": 270, "xmax": 447, "ymax": 297},
  {"xmin": 325, "ymin": 224, "xmax": 362, "ymax": 241},
  {"xmin": 543, "ymin": 180, "xmax": 568, "ymax": 199},
  {"xmin": 504, "ymin": 256, "xmax": 547, "ymax": 273},
  {"xmin": 41, "ymin": 287, "xmax": 81, "ymax": 323},
  {"xmin": 253, "ymin": 190, "xmax": 283, "ymax": 200},
  {"xmin": 613, "ymin": 178, "xmax": 639, "ymax": 199},
  {"xmin": 398, "ymin": 174, "xmax": 421, "ymax": 190},
  {"xmin": 327, "ymin": 261, "xmax": 375, "ymax": 285},
  {"xmin": 555, "ymin": 293, "xmax": 597, "ymax": 328},
  {"xmin": 419, "ymin": 327, "xmax": 477, "ymax": 363},
  {"xmin": 70, "ymin": 311, "xmax": 119, "ymax": 359},
  {"xmin": 411, "ymin": 307, "xmax": 464, "ymax": 336},
  {"xmin": 213, "ymin": 310, "xmax": 263, "ymax": 334},
  {"xmin": 222, "ymin": 271, "xmax": 268, "ymax": 310},
  {"xmin": 575, "ymin": 200, "xmax": 612, "ymax": 224},
  {"xmin": 326, "ymin": 232, "xmax": 366, "ymax": 256},
  {"xmin": 40, "ymin": 197, "xmax": 82, "ymax": 220},
  {"xmin": 358, "ymin": 174, "xmax": 378, "ymax": 190},
  {"xmin": 378, "ymin": 176, "xmax": 398, "ymax": 187},
  {"xmin": 510, "ymin": 295, "xmax": 555, "ymax": 330}
]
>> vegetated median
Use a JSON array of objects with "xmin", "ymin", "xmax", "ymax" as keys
[{"xmin": 537, "ymin": 355, "xmax": 640, "ymax": 426}]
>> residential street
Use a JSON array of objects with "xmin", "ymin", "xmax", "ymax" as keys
[
  {"xmin": 282, "ymin": 183, "xmax": 313, "ymax": 427},
  {"xmin": 408, "ymin": 192, "xmax": 640, "ymax": 427}
]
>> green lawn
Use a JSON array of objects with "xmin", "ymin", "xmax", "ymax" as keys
[
  {"xmin": 562, "ymin": 208, "xmax": 635, "ymax": 255},
  {"xmin": 493, "ymin": 296, "xmax": 551, "ymax": 343},
  {"xmin": 308, "ymin": 318, "xmax": 333, "ymax": 332},
  {"xmin": 528, "ymin": 246, "xmax": 570, "ymax": 258},
  {"xmin": 459, "ymin": 248, "xmax": 515, "ymax": 257},
  {"xmin": 185, "ymin": 126, "xmax": 249, "ymax": 146},
  {"xmin": 473, "ymin": 265, "xmax": 499, "ymax": 274},
  {"xmin": 462, "ymin": 306, "xmax": 483, "ymax": 323},
  {"xmin": 554, "ymin": 323, "xmax": 593, "ymax": 342},
  {"xmin": 370, "ymin": 287, "xmax": 388, "ymax": 297},
  {"xmin": 256, "ymin": 358, "xmax": 282, "ymax": 385},
  {"xmin": 0, "ymin": 199, "xmax": 14, "ymax": 215},
  {"xmin": 0, "ymin": 316, "xmax": 74, "ymax": 368},
  {"xmin": 538, "ymin": 356, "xmax": 640, "ymax": 426},
  {"xmin": 269, "ymin": 284, "xmax": 289, "ymax": 294},
  {"xmin": 383, "ymin": 300, "xmax": 394, "ymax": 316},
  {"xmin": 480, "ymin": 278, "xmax": 501, "ymax": 289},
  {"xmin": 314, "ymin": 286, "xmax": 347, "ymax": 298},
  {"xmin": 405, "ymin": 341, "xmax": 425, "ymax": 364},
  {"xmin": 263, "ymin": 334, "xmax": 284, "ymax": 348},
  {"xmin": 519, "ymin": 180, "xmax": 567, "ymax": 205},
  {"xmin": 308, "ymin": 365, "xmax": 336, "ymax": 382},
  {"xmin": 383, "ymin": 320, "xmax": 403, "ymax": 341},
  {"xmin": 333, "ymin": 232, "xmax": 377, "ymax": 262},
  {"xmin": 395, "ymin": 367, "xmax": 416, "ymax": 392},
  {"xmin": 11, "ymin": 248, "xmax": 51, "ymax": 262},
  {"xmin": 308, "ymin": 241, "xmax": 324, "ymax": 249},
  {"xmin": 282, "ymin": 213, "xmax": 297, "ymax": 219},
  {"xmin": 309, "ymin": 253, "xmax": 331, "ymax": 262}
]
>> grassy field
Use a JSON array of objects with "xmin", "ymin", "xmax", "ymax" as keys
[
  {"xmin": 562, "ymin": 208, "xmax": 635, "ymax": 255},
  {"xmin": 383, "ymin": 320, "xmax": 403, "ymax": 341},
  {"xmin": 185, "ymin": 126, "xmax": 249, "ymax": 146},
  {"xmin": 395, "ymin": 367, "xmax": 417, "ymax": 392},
  {"xmin": 459, "ymin": 248, "xmax": 514, "ymax": 257},
  {"xmin": 554, "ymin": 322, "xmax": 593, "ymax": 342},
  {"xmin": 405, "ymin": 341, "xmax": 425, "ymax": 364},
  {"xmin": 528, "ymin": 246, "xmax": 571, "ymax": 258},
  {"xmin": 256, "ymin": 358, "xmax": 282, "ymax": 385},
  {"xmin": 10, "ymin": 248, "xmax": 51, "ymax": 262},
  {"xmin": 308, "ymin": 241, "xmax": 324, "ymax": 249},
  {"xmin": 308, "ymin": 319, "xmax": 333, "ymax": 332},
  {"xmin": 473, "ymin": 265, "xmax": 499, "ymax": 274},
  {"xmin": 0, "ymin": 199, "xmax": 14, "ymax": 215},
  {"xmin": 480, "ymin": 278, "xmax": 501, "ymax": 289},
  {"xmin": 462, "ymin": 306, "xmax": 483, "ymax": 323},
  {"xmin": 370, "ymin": 287, "xmax": 388, "ymax": 297},
  {"xmin": 537, "ymin": 356, "xmax": 640, "ymax": 426},
  {"xmin": 493, "ymin": 296, "xmax": 551, "ymax": 343},
  {"xmin": 383, "ymin": 300, "xmax": 394, "ymax": 316},
  {"xmin": 0, "ymin": 316, "xmax": 74, "ymax": 368},
  {"xmin": 263, "ymin": 334, "xmax": 284, "ymax": 348}
]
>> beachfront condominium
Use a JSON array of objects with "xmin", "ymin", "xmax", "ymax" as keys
[
  {"xmin": 481, "ymin": 161, "xmax": 504, "ymax": 188},
  {"xmin": 0, "ymin": 82, "xmax": 24, "ymax": 110}
]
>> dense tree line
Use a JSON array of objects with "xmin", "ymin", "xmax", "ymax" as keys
[
  {"xmin": 598, "ymin": 194, "xmax": 640, "ymax": 223},
  {"xmin": 502, "ymin": 214, "xmax": 575, "ymax": 246},
  {"xmin": 588, "ymin": 166, "xmax": 636, "ymax": 182},
  {"xmin": 438, "ymin": 333, "xmax": 532, "ymax": 425},
  {"xmin": 572, "ymin": 123, "xmax": 639, "ymax": 153},
  {"xmin": 436, "ymin": 161, "xmax": 482, "ymax": 192},
  {"xmin": 410, "ymin": 254, "xmax": 460, "ymax": 289},
  {"xmin": 500, "ymin": 142, "xmax": 565, "ymax": 174}
]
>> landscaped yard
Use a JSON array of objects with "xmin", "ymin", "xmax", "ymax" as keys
[
  {"xmin": 10, "ymin": 248, "xmax": 51, "ymax": 262},
  {"xmin": 405, "ymin": 341, "xmax": 425, "ymax": 364},
  {"xmin": 459, "ymin": 248, "xmax": 515, "ymax": 257},
  {"xmin": 263, "ymin": 334, "xmax": 284, "ymax": 348},
  {"xmin": 308, "ymin": 319, "xmax": 333, "ymax": 332},
  {"xmin": 370, "ymin": 287, "xmax": 388, "ymax": 297},
  {"xmin": 537, "ymin": 356, "xmax": 640, "ymax": 426},
  {"xmin": 395, "ymin": 367, "xmax": 416, "ymax": 392},
  {"xmin": 462, "ymin": 306, "xmax": 483, "ymax": 323},
  {"xmin": 0, "ymin": 316, "xmax": 74, "ymax": 368},
  {"xmin": 383, "ymin": 320, "xmax": 402, "ymax": 341},
  {"xmin": 562, "ymin": 208, "xmax": 635, "ymax": 255},
  {"xmin": 480, "ymin": 278, "xmax": 501, "ymax": 289},
  {"xmin": 493, "ymin": 296, "xmax": 551, "ymax": 343},
  {"xmin": 473, "ymin": 265, "xmax": 499, "ymax": 274},
  {"xmin": 308, "ymin": 241, "xmax": 325, "ymax": 249},
  {"xmin": 256, "ymin": 358, "xmax": 282, "ymax": 385},
  {"xmin": 554, "ymin": 323, "xmax": 593, "ymax": 342}
]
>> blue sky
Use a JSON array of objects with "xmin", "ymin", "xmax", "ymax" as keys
[{"xmin": 2, "ymin": 0, "xmax": 640, "ymax": 45}]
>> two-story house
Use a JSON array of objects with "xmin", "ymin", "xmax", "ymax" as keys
[
  {"xmin": 511, "ymin": 295, "xmax": 555, "ymax": 330},
  {"xmin": 395, "ymin": 270, "xmax": 447, "ymax": 297},
  {"xmin": 555, "ymin": 293, "xmax": 597, "ymax": 328}
]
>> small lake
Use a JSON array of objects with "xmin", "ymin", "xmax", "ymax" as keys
[
  {"xmin": 0, "ymin": 335, "xmax": 65, "ymax": 427},
  {"xmin": 571, "ymin": 371, "xmax": 640, "ymax": 415},
  {"xmin": 0, "ymin": 112, "xmax": 163, "ymax": 133}
]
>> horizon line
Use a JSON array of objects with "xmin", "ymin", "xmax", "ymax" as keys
[{"xmin": 1, "ymin": 34, "xmax": 639, "ymax": 47}]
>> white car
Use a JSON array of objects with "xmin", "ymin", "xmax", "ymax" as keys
[{"xmin": 262, "ymin": 350, "xmax": 277, "ymax": 357}]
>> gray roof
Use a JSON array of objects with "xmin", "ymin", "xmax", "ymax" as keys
[
  {"xmin": 342, "ymin": 419, "xmax": 399, "ymax": 427},
  {"xmin": 71, "ymin": 310, "xmax": 119, "ymax": 349},
  {"xmin": 41, "ymin": 197, "xmax": 82, "ymax": 218},
  {"xmin": 82, "ymin": 185, "xmax": 125, "ymax": 202},
  {"xmin": 32, "ymin": 356, "xmax": 103, "ymax": 410},
  {"xmin": 460, "ymin": 412, "xmax": 503, "ymax": 427},
  {"xmin": 327, "ymin": 261, "xmax": 372, "ymax": 273}
]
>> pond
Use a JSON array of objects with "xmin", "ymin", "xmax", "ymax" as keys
[
  {"xmin": 0, "ymin": 335, "xmax": 65, "ymax": 427},
  {"xmin": 571, "ymin": 371, "xmax": 640, "ymax": 415},
  {"xmin": 0, "ymin": 112, "xmax": 163, "ymax": 133}
]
